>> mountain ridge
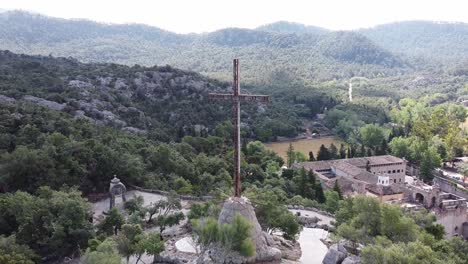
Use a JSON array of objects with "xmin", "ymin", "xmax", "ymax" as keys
[{"xmin": 0, "ymin": 10, "xmax": 411, "ymax": 81}]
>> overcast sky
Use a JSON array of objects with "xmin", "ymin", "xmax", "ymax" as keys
[{"xmin": 2, "ymin": 0, "xmax": 468, "ymax": 33}]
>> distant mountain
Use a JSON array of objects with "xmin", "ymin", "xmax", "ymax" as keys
[
  {"xmin": 256, "ymin": 21, "xmax": 329, "ymax": 35},
  {"xmin": 360, "ymin": 21, "xmax": 468, "ymax": 62},
  {"xmin": 0, "ymin": 11, "xmax": 407, "ymax": 81}
]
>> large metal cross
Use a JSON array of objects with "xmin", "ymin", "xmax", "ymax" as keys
[{"xmin": 209, "ymin": 59, "xmax": 270, "ymax": 197}]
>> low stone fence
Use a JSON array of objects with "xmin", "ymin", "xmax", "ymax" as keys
[
  {"xmin": 130, "ymin": 185, "xmax": 213, "ymax": 202},
  {"xmin": 434, "ymin": 176, "xmax": 468, "ymax": 200},
  {"xmin": 287, "ymin": 204, "xmax": 335, "ymax": 218}
]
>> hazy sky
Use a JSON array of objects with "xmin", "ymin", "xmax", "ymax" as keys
[{"xmin": 2, "ymin": 0, "xmax": 468, "ymax": 33}]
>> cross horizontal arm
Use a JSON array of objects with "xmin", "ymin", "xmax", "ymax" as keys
[{"xmin": 208, "ymin": 93, "xmax": 270, "ymax": 103}]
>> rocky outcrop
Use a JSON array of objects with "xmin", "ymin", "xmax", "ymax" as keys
[
  {"xmin": 342, "ymin": 255, "xmax": 361, "ymax": 264},
  {"xmin": 23, "ymin": 95, "xmax": 66, "ymax": 111},
  {"xmin": 205, "ymin": 196, "xmax": 282, "ymax": 264},
  {"xmin": 269, "ymin": 235, "xmax": 301, "ymax": 261},
  {"xmin": 0, "ymin": 95, "xmax": 16, "ymax": 104},
  {"xmin": 322, "ymin": 243, "xmax": 347, "ymax": 264}
]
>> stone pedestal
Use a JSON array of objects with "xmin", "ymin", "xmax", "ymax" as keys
[{"xmin": 208, "ymin": 196, "xmax": 282, "ymax": 264}]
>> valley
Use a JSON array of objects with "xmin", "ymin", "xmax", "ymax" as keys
[{"xmin": 0, "ymin": 7, "xmax": 467, "ymax": 264}]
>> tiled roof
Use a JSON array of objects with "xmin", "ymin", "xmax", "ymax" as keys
[
  {"xmin": 293, "ymin": 155, "xmax": 403, "ymax": 186},
  {"xmin": 344, "ymin": 155, "xmax": 404, "ymax": 167},
  {"xmin": 291, "ymin": 160, "xmax": 333, "ymax": 171}
]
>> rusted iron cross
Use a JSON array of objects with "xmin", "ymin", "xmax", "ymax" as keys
[{"xmin": 209, "ymin": 59, "xmax": 270, "ymax": 197}]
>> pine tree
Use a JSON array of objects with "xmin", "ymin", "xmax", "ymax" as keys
[
  {"xmin": 308, "ymin": 151, "xmax": 315, "ymax": 161},
  {"xmin": 315, "ymin": 182, "xmax": 326, "ymax": 203},
  {"xmin": 350, "ymin": 144, "xmax": 356, "ymax": 158},
  {"xmin": 296, "ymin": 168, "xmax": 315, "ymax": 199},
  {"xmin": 379, "ymin": 139, "xmax": 388, "ymax": 155},
  {"xmin": 339, "ymin": 144, "xmax": 346, "ymax": 159},
  {"xmin": 329, "ymin": 143, "xmax": 338, "ymax": 159},
  {"xmin": 307, "ymin": 170, "xmax": 317, "ymax": 200},
  {"xmin": 317, "ymin": 144, "xmax": 330, "ymax": 161},
  {"xmin": 358, "ymin": 144, "xmax": 365, "ymax": 157},
  {"xmin": 333, "ymin": 181, "xmax": 343, "ymax": 199},
  {"xmin": 286, "ymin": 143, "xmax": 295, "ymax": 168}
]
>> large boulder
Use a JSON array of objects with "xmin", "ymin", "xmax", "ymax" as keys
[
  {"xmin": 342, "ymin": 255, "xmax": 361, "ymax": 264},
  {"xmin": 270, "ymin": 235, "xmax": 301, "ymax": 261},
  {"xmin": 208, "ymin": 196, "xmax": 282, "ymax": 264},
  {"xmin": 322, "ymin": 243, "xmax": 348, "ymax": 264}
]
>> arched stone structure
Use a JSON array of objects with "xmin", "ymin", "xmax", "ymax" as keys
[
  {"xmin": 109, "ymin": 175, "xmax": 126, "ymax": 210},
  {"xmin": 415, "ymin": 193, "xmax": 424, "ymax": 204}
]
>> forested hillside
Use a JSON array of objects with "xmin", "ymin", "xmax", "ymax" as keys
[
  {"xmin": 2, "ymin": 11, "xmax": 468, "ymax": 84},
  {"xmin": 360, "ymin": 21, "xmax": 468, "ymax": 64},
  {"xmin": 0, "ymin": 11, "xmax": 408, "ymax": 81}
]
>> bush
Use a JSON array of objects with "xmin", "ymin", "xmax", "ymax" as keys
[{"xmin": 192, "ymin": 214, "xmax": 256, "ymax": 257}]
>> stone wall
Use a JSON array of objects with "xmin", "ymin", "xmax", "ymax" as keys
[
  {"xmin": 435, "ymin": 206, "xmax": 468, "ymax": 239},
  {"xmin": 434, "ymin": 177, "xmax": 468, "ymax": 200},
  {"xmin": 130, "ymin": 185, "xmax": 213, "ymax": 201}
]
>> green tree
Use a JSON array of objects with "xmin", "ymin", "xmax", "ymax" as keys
[
  {"xmin": 339, "ymin": 144, "xmax": 346, "ymax": 159},
  {"xmin": 115, "ymin": 224, "xmax": 143, "ymax": 263},
  {"xmin": 135, "ymin": 232, "xmax": 165, "ymax": 264},
  {"xmin": 317, "ymin": 144, "xmax": 331, "ymax": 161},
  {"xmin": 336, "ymin": 223, "xmax": 362, "ymax": 254},
  {"xmin": 0, "ymin": 235, "xmax": 37, "ymax": 264},
  {"xmin": 333, "ymin": 181, "xmax": 343, "ymax": 199},
  {"xmin": 308, "ymin": 151, "xmax": 316, "ymax": 161},
  {"xmin": 359, "ymin": 124, "xmax": 387, "ymax": 151},
  {"xmin": 315, "ymin": 181, "xmax": 326, "ymax": 203},
  {"xmin": 286, "ymin": 143, "xmax": 295, "ymax": 167},
  {"xmin": 419, "ymin": 147, "xmax": 441, "ymax": 182},
  {"xmin": 98, "ymin": 208, "xmax": 125, "ymax": 236},
  {"xmin": 245, "ymin": 187, "xmax": 302, "ymax": 240},
  {"xmin": 0, "ymin": 187, "xmax": 94, "ymax": 259},
  {"xmin": 324, "ymin": 191, "xmax": 340, "ymax": 213},
  {"xmin": 82, "ymin": 239, "xmax": 121, "ymax": 264},
  {"xmin": 329, "ymin": 143, "xmax": 338, "ymax": 159},
  {"xmin": 146, "ymin": 193, "xmax": 185, "ymax": 239},
  {"xmin": 124, "ymin": 195, "xmax": 145, "ymax": 215},
  {"xmin": 294, "ymin": 168, "xmax": 315, "ymax": 200}
]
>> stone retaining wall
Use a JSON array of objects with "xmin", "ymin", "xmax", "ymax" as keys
[
  {"xmin": 287, "ymin": 204, "xmax": 335, "ymax": 218},
  {"xmin": 434, "ymin": 176, "xmax": 468, "ymax": 200},
  {"xmin": 130, "ymin": 185, "xmax": 213, "ymax": 201}
]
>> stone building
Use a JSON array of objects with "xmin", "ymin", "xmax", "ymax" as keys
[
  {"xmin": 292, "ymin": 155, "xmax": 406, "ymax": 196},
  {"xmin": 294, "ymin": 155, "xmax": 468, "ymax": 239}
]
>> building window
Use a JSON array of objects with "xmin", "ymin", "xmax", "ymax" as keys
[
  {"xmin": 397, "ymin": 169, "xmax": 400, "ymax": 173},
  {"xmin": 392, "ymin": 170, "xmax": 396, "ymax": 173},
  {"xmin": 399, "ymin": 179, "xmax": 402, "ymax": 182},
  {"xmin": 388, "ymin": 170, "xmax": 391, "ymax": 174},
  {"xmin": 394, "ymin": 179, "xmax": 396, "ymax": 183}
]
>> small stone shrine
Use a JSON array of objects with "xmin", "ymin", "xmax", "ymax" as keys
[{"xmin": 109, "ymin": 175, "xmax": 126, "ymax": 210}]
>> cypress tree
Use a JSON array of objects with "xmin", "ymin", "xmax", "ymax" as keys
[
  {"xmin": 339, "ymin": 144, "xmax": 346, "ymax": 159},
  {"xmin": 329, "ymin": 143, "xmax": 338, "ymax": 159},
  {"xmin": 308, "ymin": 151, "xmax": 316, "ymax": 161},
  {"xmin": 317, "ymin": 144, "xmax": 330, "ymax": 161},
  {"xmin": 286, "ymin": 143, "xmax": 295, "ymax": 168},
  {"xmin": 315, "ymin": 182, "xmax": 326, "ymax": 203}
]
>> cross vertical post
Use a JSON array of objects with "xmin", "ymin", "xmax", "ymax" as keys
[
  {"xmin": 233, "ymin": 59, "xmax": 241, "ymax": 197},
  {"xmin": 209, "ymin": 59, "xmax": 270, "ymax": 197}
]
